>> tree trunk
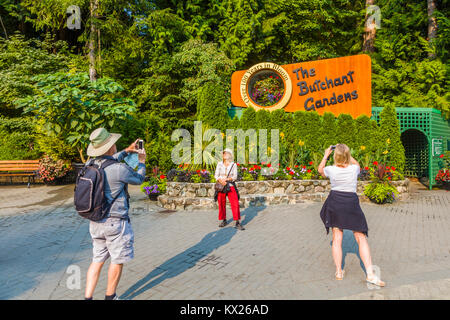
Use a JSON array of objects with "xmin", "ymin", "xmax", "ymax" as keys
[
  {"xmin": 78, "ymin": 148, "xmax": 86, "ymax": 164},
  {"xmin": 363, "ymin": 0, "xmax": 376, "ymax": 53},
  {"xmin": 427, "ymin": 0, "xmax": 437, "ymax": 58},
  {"xmin": 0, "ymin": 15, "xmax": 8, "ymax": 40},
  {"xmin": 89, "ymin": 0, "xmax": 99, "ymax": 81}
]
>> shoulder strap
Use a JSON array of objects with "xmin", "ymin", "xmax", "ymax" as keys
[
  {"xmin": 226, "ymin": 163, "xmax": 235, "ymax": 178},
  {"xmin": 100, "ymin": 158, "xmax": 118, "ymax": 169}
]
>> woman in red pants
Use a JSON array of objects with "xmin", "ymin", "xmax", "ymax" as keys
[{"xmin": 214, "ymin": 149, "xmax": 244, "ymax": 230}]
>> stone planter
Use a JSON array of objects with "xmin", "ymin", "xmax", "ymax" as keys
[{"xmin": 157, "ymin": 179, "xmax": 410, "ymax": 210}]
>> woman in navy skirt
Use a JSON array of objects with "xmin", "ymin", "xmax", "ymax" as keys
[{"xmin": 318, "ymin": 144, "xmax": 385, "ymax": 287}]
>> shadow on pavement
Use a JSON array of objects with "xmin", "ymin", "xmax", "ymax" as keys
[
  {"xmin": 330, "ymin": 229, "xmax": 366, "ymax": 274},
  {"xmin": 120, "ymin": 205, "xmax": 266, "ymax": 300}
]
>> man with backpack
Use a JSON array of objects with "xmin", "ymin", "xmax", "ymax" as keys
[{"xmin": 77, "ymin": 128, "xmax": 146, "ymax": 300}]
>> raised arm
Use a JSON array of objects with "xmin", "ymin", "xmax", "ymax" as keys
[
  {"xmin": 350, "ymin": 156, "xmax": 360, "ymax": 167},
  {"xmin": 318, "ymin": 146, "xmax": 333, "ymax": 178}
]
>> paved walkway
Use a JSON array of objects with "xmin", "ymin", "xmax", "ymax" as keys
[{"xmin": 0, "ymin": 182, "xmax": 449, "ymax": 300}]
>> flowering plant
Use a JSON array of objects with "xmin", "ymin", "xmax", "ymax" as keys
[
  {"xmin": 166, "ymin": 165, "xmax": 213, "ymax": 183},
  {"xmin": 435, "ymin": 169, "xmax": 449, "ymax": 183},
  {"xmin": 140, "ymin": 172, "xmax": 167, "ymax": 196},
  {"xmin": 364, "ymin": 163, "xmax": 399, "ymax": 204},
  {"xmin": 250, "ymin": 75, "xmax": 284, "ymax": 106},
  {"xmin": 38, "ymin": 155, "xmax": 71, "ymax": 183}
]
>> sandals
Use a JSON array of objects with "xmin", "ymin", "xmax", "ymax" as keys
[
  {"xmin": 366, "ymin": 275, "xmax": 386, "ymax": 287},
  {"xmin": 335, "ymin": 270, "xmax": 345, "ymax": 280}
]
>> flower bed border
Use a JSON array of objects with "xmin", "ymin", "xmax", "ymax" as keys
[{"xmin": 157, "ymin": 179, "xmax": 410, "ymax": 210}]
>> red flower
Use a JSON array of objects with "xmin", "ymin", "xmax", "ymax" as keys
[
  {"xmin": 388, "ymin": 177, "xmax": 391, "ymax": 180},
  {"xmin": 440, "ymin": 154, "xmax": 444, "ymax": 158},
  {"xmin": 309, "ymin": 161, "xmax": 313, "ymax": 165},
  {"xmin": 237, "ymin": 163, "xmax": 240, "ymax": 166},
  {"xmin": 196, "ymin": 170, "xmax": 200, "ymax": 173},
  {"xmin": 160, "ymin": 175, "xmax": 166, "ymax": 180},
  {"xmin": 294, "ymin": 165, "xmax": 298, "ymax": 168},
  {"xmin": 307, "ymin": 169, "xmax": 311, "ymax": 173},
  {"xmin": 286, "ymin": 167, "xmax": 291, "ymax": 171},
  {"xmin": 289, "ymin": 171, "xmax": 294, "ymax": 175},
  {"xmin": 267, "ymin": 163, "xmax": 271, "ymax": 168},
  {"xmin": 391, "ymin": 166, "xmax": 396, "ymax": 171},
  {"xmin": 364, "ymin": 166, "xmax": 369, "ymax": 170},
  {"xmin": 386, "ymin": 166, "xmax": 390, "ymax": 170},
  {"xmin": 373, "ymin": 161, "xmax": 378, "ymax": 166}
]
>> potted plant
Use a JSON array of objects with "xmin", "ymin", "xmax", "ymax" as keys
[
  {"xmin": 38, "ymin": 155, "xmax": 72, "ymax": 185},
  {"xmin": 363, "ymin": 162, "xmax": 399, "ymax": 204}
]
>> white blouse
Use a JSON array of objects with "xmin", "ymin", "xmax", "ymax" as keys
[{"xmin": 215, "ymin": 161, "xmax": 238, "ymax": 181}]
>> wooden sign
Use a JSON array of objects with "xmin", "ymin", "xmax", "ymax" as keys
[{"xmin": 231, "ymin": 54, "xmax": 372, "ymax": 118}]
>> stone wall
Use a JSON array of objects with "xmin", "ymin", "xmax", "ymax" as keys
[{"xmin": 158, "ymin": 179, "xmax": 410, "ymax": 210}]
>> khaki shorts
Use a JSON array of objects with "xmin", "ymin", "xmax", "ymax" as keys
[{"xmin": 89, "ymin": 217, "xmax": 134, "ymax": 264}]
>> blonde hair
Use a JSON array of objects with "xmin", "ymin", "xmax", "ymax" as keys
[{"xmin": 333, "ymin": 144, "xmax": 350, "ymax": 166}]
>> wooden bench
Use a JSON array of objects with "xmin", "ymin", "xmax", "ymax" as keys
[{"xmin": 0, "ymin": 160, "xmax": 40, "ymax": 188}]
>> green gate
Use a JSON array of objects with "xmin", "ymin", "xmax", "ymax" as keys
[{"xmin": 371, "ymin": 107, "xmax": 450, "ymax": 189}]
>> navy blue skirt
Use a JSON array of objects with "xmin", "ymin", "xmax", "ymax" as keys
[{"xmin": 320, "ymin": 190, "xmax": 368, "ymax": 237}]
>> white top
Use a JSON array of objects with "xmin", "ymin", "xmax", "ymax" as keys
[
  {"xmin": 323, "ymin": 164, "xmax": 360, "ymax": 193},
  {"xmin": 215, "ymin": 161, "xmax": 237, "ymax": 181}
]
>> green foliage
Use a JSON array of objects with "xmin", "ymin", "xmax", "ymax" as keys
[
  {"xmin": 336, "ymin": 114, "xmax": 357, "ymax": 150},
  {"xmin": 16, "ymin": 72, "xmax": 136, "ymax": 162},
  {"xmin": 2, "ymin": 0, "xmax": 449, "ymax": 170},
  {"xmin": 321, "ymin": 112, "xmax": 337, "ymax": 150},
  {"xmin": 364, "ymin": 181, "xmax": 399, "ymax": 204},
  {"xmin": 370, "ymin": 0, "xmax": 450, "ymax": 119},
  {"xmin": 0, "ymin": 117, "xmax": 41, "ymax": 160},
  {"xmin": 0, "ymin": 33, "xmax": 70, "ymax": 116},
  {"xmin": 197, "ymin": 82, "xmax": 229, "ymax": 131},
  {"xmin": 379, "ymin": 104, "xmax": 406, "ymax": 172}
]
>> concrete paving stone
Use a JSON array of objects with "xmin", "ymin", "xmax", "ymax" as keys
[{"xmin": 1, "ymin": 182, "xmax": 449, "ymax": 299}]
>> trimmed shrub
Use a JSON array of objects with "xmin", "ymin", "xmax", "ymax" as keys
[
  {"xmin": 336, "ymin": 113, "xmax": 357, "ymax": 150},
  {"xmin": 379, "ymin": 104, "xmax": 406, "ymax": 172},
  {"xmin": 321, "ymin": 112, "xmax": 337, "ymax": 149},
  {"xmin": 197, "ymin": 82, "xmax": 229, "ymax": 131}
]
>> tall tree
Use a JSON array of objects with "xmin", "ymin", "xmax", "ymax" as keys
[
  {"xmin": 363, "ymin": 0, "xmax": 377, "ymax": 52},
  {"xmin": 427, "ymin": 0, "xmax": 437, "ymax": 58},
  {"xmin": 89, "ymin": 0, "xmax": 98, "ymax": 81}
]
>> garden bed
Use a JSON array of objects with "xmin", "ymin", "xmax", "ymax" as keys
[{"xmin": 157, "ymin": 179, "xmax": 410, "ymax": 210}]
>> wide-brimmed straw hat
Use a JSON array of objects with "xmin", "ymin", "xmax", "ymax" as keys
[{"xmin": 87, "ymin": 128, "xmax": 122, "ymax": 157}]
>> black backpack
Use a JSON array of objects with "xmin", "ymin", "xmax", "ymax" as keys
[{"xmin": 74, "ymin": 158, "xmax": 120, "ymax": 221}]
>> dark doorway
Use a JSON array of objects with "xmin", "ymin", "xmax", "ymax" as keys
[{"xmin": 401, "ymin": 129, "xmax": 429, "ymax": 178}]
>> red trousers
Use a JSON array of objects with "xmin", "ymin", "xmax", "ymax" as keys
[{"xmin": 218, "ymin": 186, "xmax": 241, "ymax": 221}]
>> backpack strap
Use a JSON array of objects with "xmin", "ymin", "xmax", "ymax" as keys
[{"xmin": 97, "ymin": 157, "xmax": 123, "ymax": 211}]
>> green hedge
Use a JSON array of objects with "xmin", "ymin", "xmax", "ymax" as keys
[{"xmin": 223, "ymin": 108, "xmax": 406, "ymax": 172}]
